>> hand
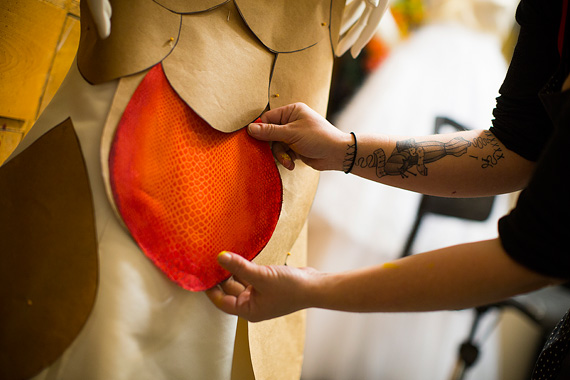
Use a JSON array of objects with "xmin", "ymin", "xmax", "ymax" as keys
[
  {"xmin": 247, "ymin": 103, "xmax": 353, "ymax": 172},
  {"xmin": 86, "ymin": 0, "xmax": 112, "ymax": 39},
  {"xmin": 205, "ymin": 251, "xmax": 322, "ymax": 322},
  {"xmin": 337, "ymin": 0, "xmax": 390, "ymax": 58}
]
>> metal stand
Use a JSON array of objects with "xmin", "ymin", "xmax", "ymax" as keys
[{"xmin": 448, "ymin": 300, "xmax": 541, "ymax": 380}]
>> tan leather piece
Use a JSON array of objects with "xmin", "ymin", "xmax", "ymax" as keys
[
  {"xmin": 100, "ymin": 70, "xmax": 147, "ymax": 222},
  {"xmin": 77, "ymin": 0, "xmax": 341, "ymax": 132},
  {"xmin": 161, "ymin": 1, "xmax": 274, "ymax": 132},
  {"xmin": 153, "ymin": 0, "xmax": 229, "ymax": 13},
  {"xmin": 100, "ymin": 69, "xmax": 318, "ymax": 275},
  {"xmin": 231, "ymin": 318, "xmax": 256, "ymax": 380},
  {"xmin": 72, "ymin": 0, "xmax": 338, "ymax": 377},
  {"xmin": 77, "ymin": 0, "xmax": 181, "ymax": 84},
  {"xmin": 270, "ymin": 37, "xmax": 335, "ymax": 117},
  {"xmin": 235, "ymin": 0, "xmax": 330, "ymax": 53},
  {"xmin": 246, "ymin": 186, "xmax": 313, "ymax": 380},
  {"xmin": 230, "ymin": 224, "xmax": 308, "ymax": 380},
  {"xmin": 248, "ymin": 223, "xmax": 308, "ymax": 380},
  {"xmin": 0, "ymin": 118, "xmax": 98, "ymax": 380},
  {"xmin": 330, "ymin": 0, "xmax": 347, "ymax": 55},
  {"xmin": 99, "ymin": 69, "xmax": 318, "ymax": 378},
  {"xmin": 251, "ymin": 165, "xmax": 318, "ymax": 268}
]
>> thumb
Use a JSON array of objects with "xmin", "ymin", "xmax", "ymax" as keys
[
  {"xmin": 247, "ymin": 122, "xmax": 292, "ymax": 143},
  {"xmin": 247, "ymin": 103, "xmax": 307, "ymax": 142},
  {"xmin": 217, "ymin": 251, "xmax": 261, "ymax": 285}
]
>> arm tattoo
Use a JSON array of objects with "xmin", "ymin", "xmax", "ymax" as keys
[
  {"xmin": 342, "ymin": 137, "xmax": 357, "ymax": 173},
  {"xmin": 355, "ymin": 132, "xmax": 503, "ymax": 179},
  {"xmin": 467, "ymin": 130, "xmax": 505, "ymax": 169}
]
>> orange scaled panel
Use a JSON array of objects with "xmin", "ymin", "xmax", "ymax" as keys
[{"xmin": 109, "ymin": 64, "xmax": 282, "ymax": 291}]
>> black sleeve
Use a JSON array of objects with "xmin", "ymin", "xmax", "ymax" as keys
[
  {"xmin": 498, "ymin": 90, "xmax": 570, "ymax": 279},
  {"xmin": 492, "ymin": 0, "xmax": 570, "ymax": 279},
  {"xmin": 489, "ymin": 0, "xmax": 561, "ymax": 161}
]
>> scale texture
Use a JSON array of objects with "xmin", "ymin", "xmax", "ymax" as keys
[{"xmin": 109, "ymin": 64, "xmax": 282, "ymax": 291}]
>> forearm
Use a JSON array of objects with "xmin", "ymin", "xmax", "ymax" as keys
[
  {"xmin": 207, "ymin": 239, "xmax": 562, "ymax": 321},
  {"xmin": 346, "ymin": 130, "xmax": 535, "ymax": 197},
  {"xmin": 250, "ymin": 103, "xmax": 535, "ymax": 197},
  {"xmin": 307, "ymin": 238, "xmax": 560, "ymax": 313}
]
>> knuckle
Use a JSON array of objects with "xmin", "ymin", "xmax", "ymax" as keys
[{"xmin": 265, "ymin": 123, "xmax": 282, "ymax": 140}]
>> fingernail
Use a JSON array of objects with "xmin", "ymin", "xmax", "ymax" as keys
[
  {"xmin": 248, "ymin": 123, "xmax": 261, "ymax": 135},
  {"xmin": 281, "ymin": 152, "xmax": 291, "ymax": 166},
  {"xmin": 218, "ymin": 251, "xmax": 232, "ymax": 263}
]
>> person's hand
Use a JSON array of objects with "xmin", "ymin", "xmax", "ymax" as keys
[
  {"xmin": 205, "ymin": 251, "xmax": 322, "ymax": 322},
  {"xmin": 248, "ymin": 103, "xmax": 353, "ymax": 172},
  {"xmin": 86, "ymin": 0, "xmax": 112, "ymax": 39}
]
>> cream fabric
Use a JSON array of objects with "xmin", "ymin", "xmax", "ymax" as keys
[{"xmin": 20, "ymin": 62, "xmax": 238, "ymax": 380}]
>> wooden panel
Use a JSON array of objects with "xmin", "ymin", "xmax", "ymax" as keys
[
  {"xmin": 39, "ymin": 14, "xmax": 81, "ymax": 114},
  {"xmin": 0, "ymin": 0, "xmax": 80, "ymax": 164},
  {"xmin": 0, "ymin": 0, "xmax": 66, "ymax": 120},
  {"xmin": 0, "ymin": 117, "xmax": 26, "ymax": 164}
]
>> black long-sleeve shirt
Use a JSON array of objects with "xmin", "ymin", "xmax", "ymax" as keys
[{"xmin": 489, "ymin": 0, "xmax": 570, "ymax": 280}]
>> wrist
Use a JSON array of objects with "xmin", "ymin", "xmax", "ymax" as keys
[
  {"xmin": 336, "ymin": 131, "xmax": 357, "ymax": 172},
  {"xmin": 342, "ymin": 132, "xmax": 357, "ymax": 173},
  {"xmin": 303, "ymin": 271, "xmax": 336, "ymax": 310}
]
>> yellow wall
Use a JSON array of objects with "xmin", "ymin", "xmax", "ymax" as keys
[{"xmin": 0, "ymin": 0, "xmax": 80, "ymax": 164}]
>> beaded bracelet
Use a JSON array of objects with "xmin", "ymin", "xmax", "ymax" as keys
[{"xmin": 343, "ymin": 132, "xmax": 357, "ymax": 174}]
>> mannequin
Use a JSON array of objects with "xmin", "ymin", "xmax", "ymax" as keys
[{"xmin": 0, "ymin": 0, "xmax": 388, "ymax": 379}]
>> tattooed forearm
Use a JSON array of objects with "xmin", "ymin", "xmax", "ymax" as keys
[
  {"xmin": 355, "ymin": 149, "xmax": 388, "ymax": 178},
  {"xmin": 352, "ymin": 131, "xmax": 505, "ymax": 179},
  {"xmin": 468, "ymin": 130, "xmax": 505, "ymax": 169},
  {"xmin": 355, "ymin": 136, "xmax": 471, "ymax": 179},
  {"xmin": 342, "ymin": 136, "xmax": 357, "ymax": 173}
]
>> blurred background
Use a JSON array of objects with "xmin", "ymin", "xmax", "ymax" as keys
[{"xmin": 0, "ymin": 1, "xmax": 564, "ymax": 379}]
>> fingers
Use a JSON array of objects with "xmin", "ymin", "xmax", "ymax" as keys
[
  {"xmin": 272, "ymin": 142, "xmax": 296, "ymax": 170},
  {"xmin": 259, "ymin": 103, "xmax": 300, "ymax": 125},
  {"xmin": 247, "ymin": 103, "xmax": 314, "ymax": 149},
  {"xmin": 206, "ymin": 251, "xmax": 260, "ymax": 317},
  {"xmin": 248, "ymin": 102, "xmax": 314, "ymax": 140},
  {"xmin": 247, "ymin": 103, "xmax": 341, "ymax": 171},
  {"xmin": 205, "ymin": 285, "xmax": 252, "ymax": 317},
  {"xmin": 247, "ymin": 122, "xmax": 300, "ymax": 170},
  {"xmin": 247, "ymin": 122, "xmax": 291, "ymax": 143},
  {"xmin": 219, "ymin": 275, "xmax": 247, "ymax": 296},
  {"xmin": 217, "ymin": 251, "xmax": 260, "ymax": 287},
  {"xmin": 204, "ymin": 286, "xmax": 228, "ymax": 310}
]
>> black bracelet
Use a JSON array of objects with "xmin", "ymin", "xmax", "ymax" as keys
[{"xmin": 343, "ymin": 132, "xmax": 357, "ymax": 174}]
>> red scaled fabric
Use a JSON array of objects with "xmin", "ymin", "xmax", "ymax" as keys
[{"xmin": 109, "ymin": 64, "xmax": 282, "ymax": 291}]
